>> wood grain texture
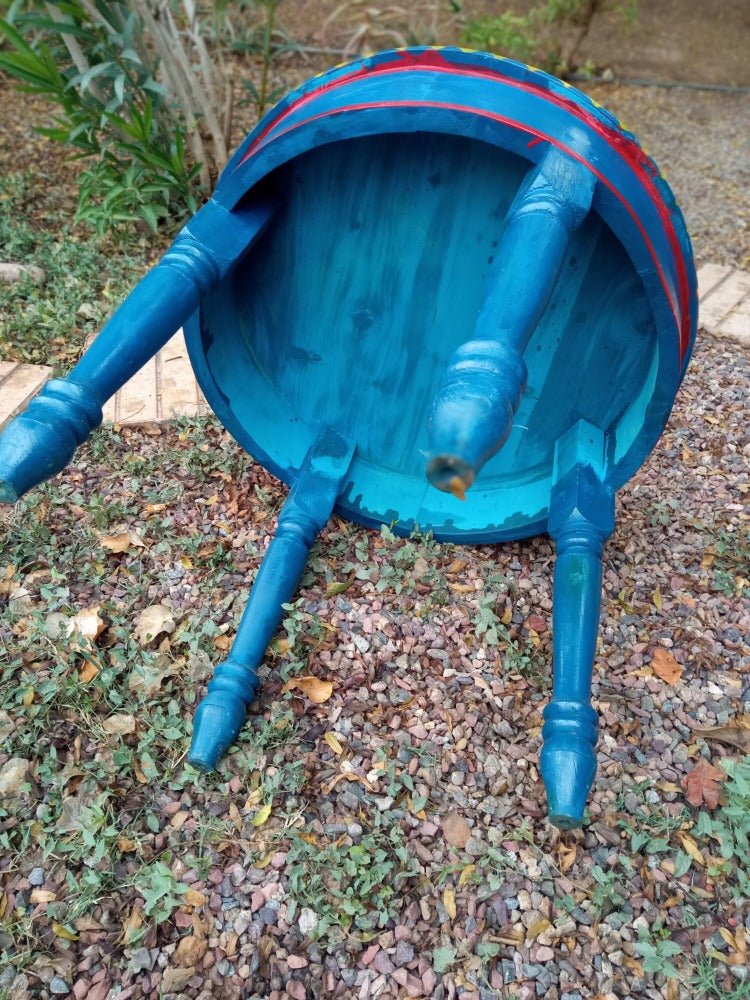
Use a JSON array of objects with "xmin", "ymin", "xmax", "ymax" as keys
[{"xmin": 199, "ymin": 132, "xmax": 658, "ymax": 539}]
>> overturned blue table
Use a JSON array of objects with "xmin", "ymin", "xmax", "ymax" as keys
[{"xmin": 0, "ymin": 48, "xmax": 697, "ymax": 828}]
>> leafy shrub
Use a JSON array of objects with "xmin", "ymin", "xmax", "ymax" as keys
[
  {"xmin": 0, "ymin": 3, "xmax": 203, "ymax": 233},
  {"xmin": 461, "ymin": 0, "xmax": 637, "ymax": 76}
]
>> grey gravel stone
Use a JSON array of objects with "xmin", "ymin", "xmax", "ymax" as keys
[
  {"xmin": 395, "ymin": 940, "xmax": 415, "ymax": 965},
  {"xmin": 49, "ymin": 979, "xmax": 70, "ymax": 995},
  {"xmin": 28, "ymin": 867, "xmax": 44, "ymax": 886}
]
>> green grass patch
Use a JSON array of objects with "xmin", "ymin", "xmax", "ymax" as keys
[{"xmin": 0, "ymin": 170, "xmax": 151, "ymax": 366}]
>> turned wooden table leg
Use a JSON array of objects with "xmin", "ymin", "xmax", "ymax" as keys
[
  {"xmin": 188, "ymin": 427, "xmax": 355, "ymax": 771},
  {"xmin": 426, "ymin": 146, "xmax": 596, "ymax": 498},
  {"xmin": 541, "ymin": 423, "xmax": 614, "ymax": 828},
  {"xmin": 0, "ymin": 198, "xmax": 275, "ymax": 503}
]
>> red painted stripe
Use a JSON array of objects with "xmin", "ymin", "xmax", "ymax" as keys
[
  {"xmin": 237, "ymin": 57, "xmax": 691, "ymax": 356},
  {"xmin": 246, "ymin": 98, "xmax": 687, "ymax": 360}
]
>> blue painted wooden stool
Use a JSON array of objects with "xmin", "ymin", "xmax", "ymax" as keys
[{"xmin": 0, "ymin": 49, "xmax": 697, "ymax": 828}]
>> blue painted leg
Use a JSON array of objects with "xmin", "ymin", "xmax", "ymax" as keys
[
  {"xmin": 541, "ymin": 424, "xmax": 614, "ymax": 828},
  {"xmin": 0, "ymin": 198, "xmax": 275, "ymax": 503},
  {"xmin": 188, "ymin": 427, "xmax": 355, "ymax": 770},
  {"xmin": 426, "ymin": 147, "xmax": 596, "ymax": 496}
]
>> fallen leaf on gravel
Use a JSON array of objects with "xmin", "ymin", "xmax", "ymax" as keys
[
  {"xmin": 174, "ymin": 935, "xmax": 207, "ymax": 966},
  {"xmin": 651, "ymin": 647, "xmax": 682, "ymax": 685},
  {"xmin": 682, "ymin": 759, "xmax": 724, "ymax": 809},
  {"xmin": 252, "ymin": 802, "xmax": 272, "ymax": 827},
  {"xmin": 433, "ymin": 945, "xmax": 457, "ymax": 973},
  {"xmin": 321, "ymin": 771, "xmax": 376, "ymax": 794},
  {"xmin": 66, "ymin": 606, "xmax": 105, "ymax": 643},
  {"xmin": 30, "ymin": 889, "xmax": 56, "ymax": 903},
  {"xmin": 52, "ymin": 922, "xmax": 79, "ymax": 941},
  {"xmin": 526, "ymin": 917, "xmax": 551, "ymax": 940},
  {"xmin": 120, "ymin": 906, "xmax": 143, "ymax": 945},
  {"xmin": 128, "ymin": 655, "xmax": 179, "ymax": 696},
  {"xmin": 693, "ymin": 718, "xmax": 750, "ymax": 751},
  {"xmin": 134, "ymin": 604, "xmax": 175, "ymax": 645},
  {"xmin": 458, "ymin": 864, "xmax": 476, "ymax": 887},
  {"xmin": 325, "ymin": 579, "xmax": 353, "ymax": 596},
  {"xmin": 79, "ymin": 660, "xmax": 99, "ymax": 683},
  {"xmin": 0, "ymin": 758, "xmax": 30, "ymax": 797},
  {"xmin": 443, "ymin": 887, "xmax": 456, "ymax": 919},
  {"xmin": 163, "ymin": 967, "xmax": 195, "ymax": 993},
  {"xmin": 679, "ymin": 834, "xmax": 705, "ymax": 866},
  {"xmin": 556, "ymin": 843, "xmax": 577, "ymax": 873},
  {"xmin": 99, "ymin": 530, "xmax": 145, "ymax": 553},
  {"xmin": 324, "ymin": 731, "xmax": 343, "ymax": 754},
  {"xmin": 183, "ymin": 889, "xmax": 207, "ymax": 908},
  {"xmin": 442, "ymin": 811, "xmax": 471, "ymax": 849},
  {"xmin": 282, "ymin": 676, "xmax": 333, "ymax": 703},
  {"xmin": 118, "ymin": 837, "xmax": 137, "ymax": 853},
  {"xmin": 170, "ymin": 810, "xmax": 189, "ymax": 830},
  {"xmin": 102, "ymin": 714, "xmax": 137, "ymax": 736}
]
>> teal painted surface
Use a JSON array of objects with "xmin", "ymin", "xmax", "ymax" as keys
[
  {"xmin": 190, "ymin": 131, "xmax": 659, "ymax": 541},
  {"xmin": 0, "ymin": 199, "xmax": 274, "ymax": 502},
  {"xmin": 0, "ymin": 48, "xmax": 699, "ymax": 828},
  {"xmin": 188, "ymin": 427, "xmax": 355, "ymax": 771}
]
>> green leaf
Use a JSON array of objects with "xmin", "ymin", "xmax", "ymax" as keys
[
  {"xmin": 673, "ymin": 850, "xmax": 692, "ymax": 877},
  {"xmin": 433, "ymin": 946, "xmax": 457, "ymax": 973}
]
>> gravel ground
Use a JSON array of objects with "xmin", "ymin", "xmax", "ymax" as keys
[
  {"xmin": 1, "ymin": 330, "xmax": 748, "ymax": 999},
  {"xmin": 582, "ymin": 83, "xmax": 750, "ymax": 269}
]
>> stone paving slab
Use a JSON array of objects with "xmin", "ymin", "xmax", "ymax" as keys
[
  {"xmin": 0, "ymin": 361, "xmax": 53, "ymax": 431},
  {"xmin": 697, "ymin": 264, "xmax": 750, "ymax": 347},
  {"xmin": 1, "ymin": 268, "xmax": 749, "ymax": 433},
  {"xmin": 87, "ymin": 329, "xmax": 209, "ymax": 425}
]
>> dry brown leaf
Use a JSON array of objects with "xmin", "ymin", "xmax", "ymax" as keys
[
  {"xmin": 79, "ymin": 660, "xmax": 99, "ymax": 683},
  {"xmin": 651, "ymin": 647, "xmax": 683, "ymax": 685},
  {"xmin": 282, "ymin": 676, "xmax": 334, "ymax": 704},
  {"xmin": 556, "ymin": 843, "xmax": 577, "ymax": 873},
  {"xmin": 170, "ymin": 810, "xmax": 189, "ymax": 830},
  {"xmin": 679, "ymin": 833, "xmax": 705, "ymax": 866},
  {"xmin": 442, "ymin": 811, "xmax": 471, "ymax": 849},
  {"xmin": 121, "ymin": 907, "xmax": 142, "ymax": 945},
  {"xmin": 52, "ymin": 922, "xmax": 79, "ymax": 941},
  {"xmin": 693, "ymin": 717, "xmax": 750, "ymax": 752},
  {"xmin": 443, "ymin": 887, "xmax": 456, "ymax": 920},
  {"xmin": 458, "ymin": 864, "xmax": 476, "ymax": 887},
  {"xmin": 321, "ymin": 771, "xmax": 375, "ymax": 794},
  {"xmin": 445, "ymin": 560, "xmax": 466, "ymax": 575},
  {"xmin": 526, "ymin": 917, "xmax": 551, "ymax": 941},
  {"xmin": 118, "ymin": 837, "xmax": 137, "ymax": 853},
  {"xmin": 30, "ymin": 889, "xmax": 56, "ymax": 904},
  {"xmin": 102, "ymin": 713, "xmax": 137, "ymax": 736},
  {"xmin": 99, "ymin": 530, "xmax": 145, "ymax": 553},
  {"xmin": 67, "ymin": 606, "xmax": 105, "ymax": 643},
  {"xmin": 252, "ymin": 802, "xmax": 272, "ymax": 827},
  {"xmin": 183, "ymin": 889, "xmax": 207, "ymax": 908},
  {"xmin": 174, "ymin": 935, "xmax": 208, "ymax": 967},
  {"xmin": 134, "ymin": 604, "xmax": 175, "ymax": 646},
  {"xmin": 682, "ymin": 759, "xmax": 725, "ymax": 809},
  {"xmin": 324, "ymin": 731, "xmax": 344, "ymax": 755}
]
